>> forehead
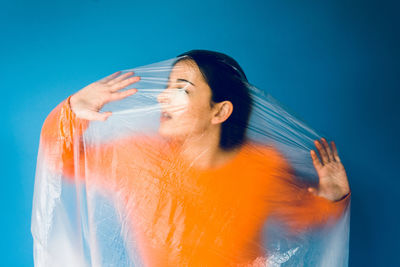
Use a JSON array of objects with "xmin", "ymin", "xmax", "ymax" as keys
[
  {"xmin": 167, "ymin": 60, "xmax": 212, "ymax": 100},
  {"xmin": 169, "ymin": 60, "xmax": 203, "ymax": 84}
]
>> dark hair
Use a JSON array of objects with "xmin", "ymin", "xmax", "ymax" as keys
[{"xmin": 175, "ymin": 49, "xmax": 253, "ymax": 151}]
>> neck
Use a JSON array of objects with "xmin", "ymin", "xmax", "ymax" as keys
[{"xmin": 172, "ymin": 127, "xmax": 240, "ymax": 169}]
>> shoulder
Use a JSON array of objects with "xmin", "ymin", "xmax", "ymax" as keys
[
  {"xmin": 241, "ymin": 141, "xmax": 291, "ymax": 169},
  {"xmin": 236, "ymin": 141, "xmax": 295, "ymax": 183},
  {"xmin": 115, "ymin": 134, "xmax": 172, "ymax": 155},
  {"xmin": 94, "ymin": 134, "xmax": 171, "ymax": 163}
]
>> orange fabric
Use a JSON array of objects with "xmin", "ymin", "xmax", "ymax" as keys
[{"xmin": 40, "ymin": 97, "xmax": 351, "ymax": 266}]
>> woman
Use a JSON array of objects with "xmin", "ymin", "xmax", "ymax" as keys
[{"xmin": 38, "ymin": 50, "xmax": 351, "ymax": 266}]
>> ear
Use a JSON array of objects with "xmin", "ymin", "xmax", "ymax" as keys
[{"xmin": 211, "ymin": 101, "xmax": 233, "ymax": 125}]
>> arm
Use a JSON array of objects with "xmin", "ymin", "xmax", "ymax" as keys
[
  {"xmin": 39, "ymin": 95, "xmax": 89, "ymax": 179},
  {"xmin": 39, "ymin": 71, "xmax": 141, "ymax": 183}
]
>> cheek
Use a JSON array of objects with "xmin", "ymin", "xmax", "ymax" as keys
[
  {"xmin": 187, "ymin": 103, "xmax": 213, "ymax": 129},
  {"xmin": 169, "ymin": 91, "xmax": 189, "ymax": 116}
]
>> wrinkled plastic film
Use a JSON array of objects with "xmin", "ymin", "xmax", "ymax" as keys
[{"xmin": 32, "ymin": 56, "xmax": 351, "ymax": 266}]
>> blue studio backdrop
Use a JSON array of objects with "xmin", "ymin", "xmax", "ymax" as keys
[{"xmin": 1, "ymin": 0, "xmax": 399, "ymax": 266}]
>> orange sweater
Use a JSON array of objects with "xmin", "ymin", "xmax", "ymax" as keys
[{"xmin": 40, "ymin": 97, "xmax": 351, "ymax": 266}]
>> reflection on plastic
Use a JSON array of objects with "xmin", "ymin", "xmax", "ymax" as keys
[{"xmin": 32, "ymin": 55, "xmax": 350, "ymax": 266}]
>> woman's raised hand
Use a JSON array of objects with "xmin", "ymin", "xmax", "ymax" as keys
[
  {"xmin": 70, "ymin": 71, "xmax": 140, "ymax": 121},
  {"xmin": 309, "ymin": 138, "xmax": 351, "ymax": 202}
]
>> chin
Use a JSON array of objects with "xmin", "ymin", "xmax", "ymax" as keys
[
  {"xmin": 158, "ymin": 124, "xmax": 187, "ymax": 142},
  {"xmin": 158, "ymin": 124, "xmax": 175, "ymax": 138}
]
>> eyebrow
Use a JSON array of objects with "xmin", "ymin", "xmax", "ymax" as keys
[{"xmin": 176, "ymin": 78, "xmax": 195, "ymax": 86}]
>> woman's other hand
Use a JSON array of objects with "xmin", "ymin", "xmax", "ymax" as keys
[
  {"xmin": 309, "ymin": 138, "xmax": 351, "ymax": 202},
  {"xmin": 70, "ymin": 71, "xmax": 140, "ymax": 121}
]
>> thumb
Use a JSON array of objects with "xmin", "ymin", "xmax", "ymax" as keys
[
  {"xmin": 307, "ymin": 187, "xmax": 318, "ymax": 195},
  {"xmin": 85, "ymin": 110, "xmax": 112, "ymax": 121},
  {"xmin": 99, "ymin": 111, "xmax": 112, "ymax": 121}
]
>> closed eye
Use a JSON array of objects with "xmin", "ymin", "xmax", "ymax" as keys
[{"xmin": 177, "ymin": 87, "xmax": 189, "ymax": 94}]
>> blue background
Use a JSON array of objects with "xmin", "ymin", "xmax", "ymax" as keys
[{"xmin": 2, "ymin": 0, "xmax": 399, "ymax": 266}]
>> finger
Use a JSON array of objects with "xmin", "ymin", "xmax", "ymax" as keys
[
  {"xmin": 314, "ymin": 140, "xmax": 330, "ymax": 165},
  {"xmin": 110, "ymin": 76, "xmax": 141, "ymax": 92},
  {"xmin": 310, "ymin": 150, "xmax": 323, "ymax": 169},
  {"xmin": 331, "ymin": 141, "xmax": 341, "ymax": 162},
  {"xmin": 109, "ymin": 88, "xmax": 138, "ymax": 102},
  {"xmin": 107, "ymin": 71, "xmax": 135, "ymax": 86},
  {"xmin": 321, "ymin": 138, "xmax": 333, "ymax": 161},
  {"xmin": 97, "ymin": 71, "xmax": 122, "ymax": 84}
]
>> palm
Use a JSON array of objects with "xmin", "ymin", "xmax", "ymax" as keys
[
  {"xmin": 309, "ymin": 138, "xmax": 350, "ymax": 201},
  {"xmin": 70, "ymin": 71, "xmax": 140, "ymax": 121}
]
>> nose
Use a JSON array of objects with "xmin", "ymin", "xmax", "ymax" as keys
[{"xmin": 157, "ymin": 89, "xmax": 171, "ymax": 105}]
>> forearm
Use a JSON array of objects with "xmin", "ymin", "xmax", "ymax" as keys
[
  {"xmin": 268, "ymin": 175, "xmax": 351, "ymax": 236},
  {"xmin": 287, "ymin": 188, "xmax": 351, "ymax": 235},
  {"xmin": 40, "ymin": 95, "xmax": 89, "ymax": 178}
]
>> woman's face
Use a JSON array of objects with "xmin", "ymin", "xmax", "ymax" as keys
[{"xmin": 157, "ymin": 60, "xmax": 215, "ymax": 140}]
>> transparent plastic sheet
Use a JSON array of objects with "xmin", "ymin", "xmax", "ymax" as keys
[{"xmin": 32, "ymin": 54, "xmax": 351, "ymax": 267}]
